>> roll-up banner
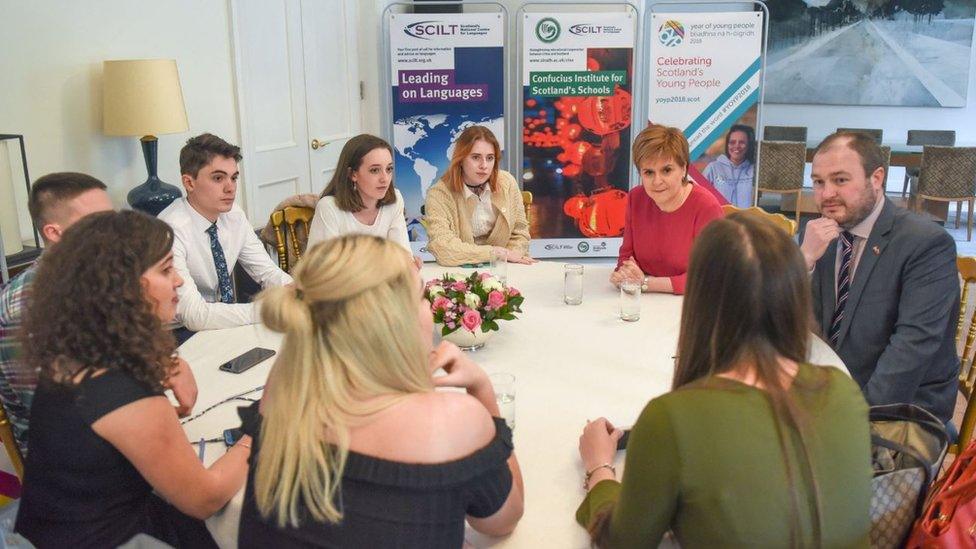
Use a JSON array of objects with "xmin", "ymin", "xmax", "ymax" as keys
[
  {"xmin": 647, "ymin": 10, "xmax": 765, "ymax": 209},
  {"xmin": 520, "ymin": 9, "xmax": 637, "ymax": 258},
  {"xmin": 386, "ymin": 10, "xmax": 507, "ymax": 256}
]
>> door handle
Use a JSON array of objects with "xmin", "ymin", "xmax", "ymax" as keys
[{"xmin": 311, "ymin": 138, "xmax": 326, "ymax": 150}]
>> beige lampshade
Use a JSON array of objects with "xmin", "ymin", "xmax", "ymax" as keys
[{"xmin": 103, "ymin": 59, "xmax": 189, "ymax": 136}]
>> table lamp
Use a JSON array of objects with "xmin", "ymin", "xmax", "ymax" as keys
[{"xmin": 103, "ymin": 59, "xmax": 189, "ymax": 215}]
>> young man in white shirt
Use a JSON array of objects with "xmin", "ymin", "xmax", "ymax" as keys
[{"xmin": 159, "ymin": 133, "xmax": 292, "ymax": 331}]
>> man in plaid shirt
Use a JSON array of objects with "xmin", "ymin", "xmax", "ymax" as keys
[{"xmin": 0, "ymin": 173, "xmax": 112, "ymax": 456}]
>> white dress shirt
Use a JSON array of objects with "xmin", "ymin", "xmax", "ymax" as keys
[
  {"xmin": 306, "ymin": 189, "xmax": 411, "ymax": 252},
  {"xmin": 463, "ymin": 184, "xmax": 497, "ymax": 239},
  {"xmin": 158, "ymin": 198, "xmax": 293, "ymax": 331}
]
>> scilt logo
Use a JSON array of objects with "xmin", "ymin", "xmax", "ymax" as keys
[
  {"xmin": 658, "ymin": 20, "xmax": 684, "ymax": 47},
  {"xmin": 405, "ymin": 21, "xmax": 459, "ymax": 40},
  {"xmin": 545, "ymin": 243, "xmax": 573, "ymax": 251},
  {"xmin": 535, "ymin": 17, "xmax": 560, "ymax": 43},
  {"xmin": 569, "ymin": 24, "xmax": 621, "ymax": 36}
]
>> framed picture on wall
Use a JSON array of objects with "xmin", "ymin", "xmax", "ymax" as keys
[{"xmin": 764, "ymin": 0, "xmax": 976, "ymax": 107}]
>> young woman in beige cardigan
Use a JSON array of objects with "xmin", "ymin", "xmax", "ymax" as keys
[{"xmin": 424, "ymin": 126, "xmax": 535, "ymax": 266}]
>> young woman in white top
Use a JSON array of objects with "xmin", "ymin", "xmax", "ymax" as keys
[{"xmin": 307, "ymin": 134, "xmax": 411, "ymax": 252}]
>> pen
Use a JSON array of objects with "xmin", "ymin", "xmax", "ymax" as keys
[{"xmin": 198, "ymin": 437, "xmax": 206, "ymax": 462}]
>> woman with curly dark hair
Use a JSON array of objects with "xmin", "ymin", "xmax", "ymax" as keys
[{"xmin": 14, "ymin": 210, "xmax": 251, "ymax": 548}]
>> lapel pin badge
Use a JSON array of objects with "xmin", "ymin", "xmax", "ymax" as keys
[{"xmin": 872, "ymin": 245, "xmax": 880, "ymax": 255}]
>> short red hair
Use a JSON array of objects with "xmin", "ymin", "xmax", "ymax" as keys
[{"xmin": 632, "ymin": 124, "xmax": 690, "ymax": 170}]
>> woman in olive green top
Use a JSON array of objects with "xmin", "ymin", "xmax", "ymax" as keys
[{"xmin": 577, "ymin": 212, "xmax": 873, "ymax": 548}]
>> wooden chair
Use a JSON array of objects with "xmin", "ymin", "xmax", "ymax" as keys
[
  {"xmin": 763, "ymin": 125, "xmax": 807, "ymax": 143},
  {"xmin": 269, "ymin": 206, "xmax": 315, "ymax": 272},
  {"xmin": 721, "ymin": 204, "xmax": 797, "ymax": 236},
  {"xmin": 521, "ymin": 190, "xmax": 533, "ymax": 227},
  {"xmin": 0, "ymin": 405, "xmax": 24, "ymax": 480},
  {"xmin": 756, "ymin": 141, "xmax": 806, "ymax": 227},
  {"xmin": 902, "ymin": 130, "xmax": 955, "ymax": 197},
  {"xmin": 915, "ymin": 146, "xmax": 976, "ymax": 241},
  {"xmin": 952, "ymin": 256, "xmax": 976, "ymax": 453}
]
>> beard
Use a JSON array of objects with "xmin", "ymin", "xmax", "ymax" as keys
[{"xmin": 820, "ymin": 184, "xmax": 879, "ymax": 229}]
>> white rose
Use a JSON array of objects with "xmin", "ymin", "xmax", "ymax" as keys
[
  {"xmin": 464, "ymin": 292, "xmax": 481, "ymax": 309},
  {"xmin": 427, "ymin": 285, "xmax": 445, "ymax": 296},
  {"xmin": 482, "ymin": 278, "xmax": 503, "ymax": 292}
]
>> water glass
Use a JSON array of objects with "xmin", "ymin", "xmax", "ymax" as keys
[
  {"xmin": 564, "ymin": 263, "xmax": 583, "ymax": 305},
  {"xmin": 620, "ymin": 281, "xmax": 641, "ymax": 321},
  {"xmin": 489, "ymin": 372, "xmax": 516, "ymax": 430},
  {"xmin": 490, "ymin": 248, "xmax": 508, "ymax": 283}
]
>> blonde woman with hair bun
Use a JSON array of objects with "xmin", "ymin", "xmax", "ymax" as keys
[{"xmin": 237, "ymin": 235, "xmax": 524, "ymax": 547}]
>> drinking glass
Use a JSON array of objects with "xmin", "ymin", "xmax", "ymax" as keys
[
  {"xmin": 490, "ymin": 248, "xmax": 508, "ymax": 283},
  {"xmin": 564, "ymin": 263, "xmax": 583, "ymax": 305},
  {"xmin": 620, "ymin": 281, "xmax": 641, "ymax": 321},
  {"xmin": 489, "ymin": 372, "xmax": 516, "ymax": 430}
]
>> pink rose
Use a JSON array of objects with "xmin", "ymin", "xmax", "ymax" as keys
[
  {"xmin": 507, "ymin": 287, "xmax": 520, "ymax": 297},
  {"xmin": 461, "ymin": 309, "xmax": 482, "ymax": 332},
  {"xmin": 451, "ymin": 281, "xmax": 468, "ymax": 292},
  {"xmin": 479, "ymin": 272, "xmax": 493, "ymax": 281},
  {"xmin": 487, "ymin": 290, "xmax": 506, "ymax": 309},
  {"xmin": 431, "ymin": 296, "xmax": 452, "ymax": 311}
]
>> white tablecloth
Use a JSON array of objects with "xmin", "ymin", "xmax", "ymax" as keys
[{"xmin": 181, "ymin": 260, "xmax": 847, "ymax": 548}]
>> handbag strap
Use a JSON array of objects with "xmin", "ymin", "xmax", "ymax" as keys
[{"xmin": 870, "ymin": 405, "xmax": 949, "ymax": 447}]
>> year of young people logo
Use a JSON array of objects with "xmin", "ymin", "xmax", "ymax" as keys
[{"xmin": 658, "ymin": 20, "xmax": 684, "ymax": 47}]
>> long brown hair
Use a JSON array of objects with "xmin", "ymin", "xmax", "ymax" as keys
[
  {"xmin": 442, "ymin": 125, "xmax": 501, "ymax": 194},
  {"xmin": 320, "ymin": 134, "xmax": 396, "ymax": 212},
  {"xmin": 675, "ymin": 212, "xmax": 824, "ymax": 547},
  {"xmin": 22, "ymin": 210, "xmax": 178, "ymax": 390}
]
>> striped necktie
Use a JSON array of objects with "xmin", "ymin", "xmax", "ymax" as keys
[
  {"xmin": 206, "ymin": 223, "xmax": 235, "ymax": 304},
  {"xmin": 828, "ymin": 231, "xmax": 855, "ymax": 346}
]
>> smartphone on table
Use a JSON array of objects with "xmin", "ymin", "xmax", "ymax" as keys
[{"xmin": 218, "ymin": 347, "xmax": 275, "ymax": 374}]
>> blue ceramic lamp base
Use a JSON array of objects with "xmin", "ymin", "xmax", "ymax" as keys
[{"xmin": 127, "ymin": 135, "xmax": 182, "ymax": 216}]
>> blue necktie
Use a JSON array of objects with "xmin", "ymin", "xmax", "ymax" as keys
[
  {"xmin": 828, "ymin": 231, "xmax": 854, "ymax": 346},
  {"xmin": 206, "ymin": 223, "xmax": 234, "ymax": 304}
]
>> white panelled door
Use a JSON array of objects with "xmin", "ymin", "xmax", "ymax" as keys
[
  {"xmin": 231, "ymin": 0, "xmax": 361, "ymax": 226},
  {"xmin": 301, "ymin": 0, "xmax": 362, "ymax": 192}
]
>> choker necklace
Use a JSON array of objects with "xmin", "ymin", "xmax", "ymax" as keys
[{"xmin": 465, "ymin": 182, "xmax": 488, "ymax": 193}]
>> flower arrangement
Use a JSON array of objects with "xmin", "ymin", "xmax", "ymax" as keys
[{"xmin": 424, "ymin": 272, "xmax": 524, "ymax": 336}]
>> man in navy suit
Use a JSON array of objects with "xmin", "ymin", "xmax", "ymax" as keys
[{"xmin": 801, "ymin": 131, "xmax": 959, "ymax": 425}]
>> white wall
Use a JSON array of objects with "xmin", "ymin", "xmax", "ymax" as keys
[
  {"xmin": 0, "ymin": 0, "xmax": 241, "ymax": 213},
  {"xmin": 762, "ymin": 44, "xmax": 976, "ymax": 147}
]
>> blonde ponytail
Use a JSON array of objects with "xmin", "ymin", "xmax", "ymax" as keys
[{"xmin": 254, "ymin": 235, "xmax": 432, "ymax": 527}]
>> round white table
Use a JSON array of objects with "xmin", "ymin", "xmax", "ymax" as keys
[{"xmin": 180, "ymin": 260, "xmax": 847, "ymax": 548}]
